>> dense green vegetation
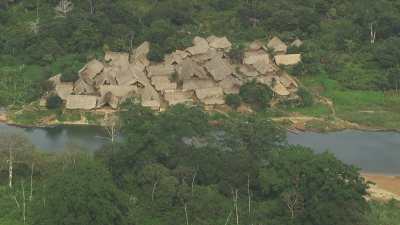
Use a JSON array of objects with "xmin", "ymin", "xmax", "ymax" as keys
[
  {"xmin": 2, "ymin": 0, "xmax": 400, "ymax": 107},
  {"xmin": 0, "ymin": 103, "xmax": 397, "ymax": 225}
]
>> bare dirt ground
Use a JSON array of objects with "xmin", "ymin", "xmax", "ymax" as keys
[{"xmin": 363, "ymin": 173, "xmax": 400, "ymax": 201}]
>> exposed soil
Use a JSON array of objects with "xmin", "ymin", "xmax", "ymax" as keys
[{"xmin": 363, "ymin": 173, "xmax": 400, "ymax": 201}]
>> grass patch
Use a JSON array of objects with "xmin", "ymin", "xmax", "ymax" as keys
[
  {"xmin": 57, "ymin": 110, "xmax": 81, "ymax": 122},
  {"xmin": 12, "ymin": 108, "xmax": 58, "ymax": 125},
  {"xmin": 301, "ymin": 75, "xmax": 400, "ymax": 129},
  {"xmin": 83, "ymin": 112, "xmax": 104, "ymax": 125},
  {"xmin": 285, "ymin": 103, "xmax": 331, "ymax": 117}
]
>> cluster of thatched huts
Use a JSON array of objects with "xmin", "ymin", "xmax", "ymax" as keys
[{"xmin": 45, "ymin": 36, "xmax": 303, "ymax": 111}]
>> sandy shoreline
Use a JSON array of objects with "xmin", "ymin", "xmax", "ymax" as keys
[{"xmin": 363, "ymin": 173, "xmax": 400, "ymax": 201}]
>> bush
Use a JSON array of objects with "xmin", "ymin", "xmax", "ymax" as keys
[
  {"xmin": 47, "ymin": 95, "xmax": 63, "ymax": 109},
  {"xmin": 297, "ymin": 87, "xmax": 314, "ymax": 107},
  {"xmin": 60, "ymin": 67, "xmax": 79, "ymax": 82},
  {"xmin": 225, "ymin": 94, "xmax": 241, "ymax": 109},
  {"xmin": 239, "ymin": 81, "xmax": 273, "ymax": 111}
]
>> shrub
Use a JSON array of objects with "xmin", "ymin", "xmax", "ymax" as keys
[
  {"xmin": 297, "ymin": 87, "xmax": 314, "ymax": 107},
  {"xmin": 60, "ymin": 67, "xmax": 79, "ymax": 82},
  {"xmin": 47, "ymin": 95, "xmax": 63, "ymax": 109},
  {"xmin": 239, "ymin": 81, "xmax": 273, "ymax": 111},
  {"xmin": 225, "ymin": 94, "xmax": 241, "ymax": 109},
  {"xmin": 228, "ymin": 44, "xmax": 245, "ymax": 64}
]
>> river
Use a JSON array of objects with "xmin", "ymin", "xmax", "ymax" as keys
[{"xmin": 0, "ymin": 123, "xmax": 399, "ymax": 175}]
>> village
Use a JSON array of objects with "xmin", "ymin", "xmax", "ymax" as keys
[{"xmin": 45, "ymin": 36, "xmax": 303, "ymax": 111}]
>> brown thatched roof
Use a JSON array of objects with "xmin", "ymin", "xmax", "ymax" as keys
[
  {"xmin": 274, "ymin": 54, "xmax": 301, "ymax": 66},
  {"xmin": 182, "ymin": 79, "xmax": 216, "ymax": 91},
  {"xmin": 74, "ymin": 78, "xmax": 96, "ymax": 95},
  {"xmin": 195, "ymin": 87, "xmax": 225, "ymax": 105},
  {"xmin": 219, "ymin": 75, "xmax": 242, "ymax": 94},
  {"xmin": 95, "ymin": 67, "xmax": 118, "ymax": 86},
  {"xmin": 151, "ymin": 76, "xmax": 177, "ymax": 91},
  {"xmin": 177, "ymin": 58, "xmax": 208, "ymax": 80},
  {"xmin": 207, "ymin": 36, "xmax": 232, "ymax": 50},
  {"xmin": 238, "ymin": 65, "xmax": 259, "ymax": 77},
  {"xmin": 164, "ymin": 90, "xmax": 193, "ymax": 106},
  {"xmin": 191, "ymin": 48, "xmax": 223, "ymax": 64},
  {"xmin": 115, "ymin": 68, "xmax": 138, "ymax": 86},
  {"xmin": 147, "ymin": 64, "xmax": 175, "ymax": 77},
  {"xmin": 66, "ymin": 95, "xmax": 98, "ymax": 110},
  {"xmin": 204, "ymin": 56, "xmax": 233, "ymax": 81},
  {"xmin": 291, "ymin": 38, "xmax": 303, "ymax": 47},
  {"xmin": 186, "ymin": 37, "xmax": 209, "ymax": 55},
  {"xmin": 79, "ymin": 59, "xmax": 104, "ymax": 80},
  {"xmin": 99, "ymin": 85, "xmax": 137, "ymax": 98},
  {"xmin": 272, "ymin": 79, "xmax": 290, "ymax": 96},
  {"xmin": 55, "ymin": 83, "xmax": 74, "ymax": 100},
  {"xmin": 131, "ymin": 42, "xmax": 150, "ymax": 67},
  {"xmin": 164, "ymin": 50, "xmax": 189, "ymax": 65},
  {"xmin": 243, "ymin": 50, "xmax": 276, "ymax": 74},
  {"xmin": 49, "ymin": 74, "xmax": 62, "ymax": 86},
  {"xmin": 104, "ymin": 52, "xmax": 130, "ymax": 70},
  {"xmin": 267, "ymin": 37, "xmax": 287, "ymax": 54},
  {"xmin": 248, "ymin": 40, "xmax": 264, "ymax": 51}
]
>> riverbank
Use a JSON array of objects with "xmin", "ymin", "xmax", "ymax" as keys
[{"xmin": 363, "ymin": 173, "xmax": 400, "ymax": 201}]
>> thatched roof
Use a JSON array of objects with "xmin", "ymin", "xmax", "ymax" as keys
[
  {"xmin": 219, "ymin": 75, "xmax": 242, "ymax": 94},
  {"xmin": 279, "ymin": 72, "xmax": 299, "ymax": 89},
  {"xmin": 99, "ymin": 85, "xmax": 137, "ymax": 98},
  {"xmin": 191, "ymin": 48, "xmax": 223, "ymax": 63},
  {"xmin": 195, "ymin": 87, "xmax": 225, "ymax": 105},
  {"xmin": 147, "ymin": 64, "xmax": 175, "ymax": 77},
  {"xmin": 66, "ymin": 95, "xmax": 98, "ymax": 110},
  {"xmin": 186, "ymin": 37, "xmax": 209, "ymax": 55},
  {"xmin": 131, "ymin": 42, "xmax": 150, "ymax": 67},
  {"xmin": 238, "ymin": 65, "xmax": 259, "ymax": 77},
  {"xmin": 55, "ymin": 83, "xmax": 74, "ymax": 100},
  {"xmin": 151, "ymin": 76, "xmax": 177, "ymax": 91},
  {"xmin": 243, "ymin": 50, "xmax": 276, "ymax": 74},
  {"xmin": 97, "ymin": 92, "xmax": 120, "ymax": 109},
  {"xmin": 274, "ymin": 54, "xmax": 301, "ymax": 66},
  {"xmin": 139, "ymin": 85, "xmax": 161, "ymax": 110},
  {"xmin": 177, "ymin": 58, "xmax": 208, "ymax": 80},
  {"xmin": 267, "ymin": 37, "xmax": 287, "ymax": 54},
  {"xmin": 74, "ymin": 78, "xmax": 96, "ymax": 95},
  {"xmin": 164, "ymin": 50, "xmax": 189, "ymax": 65},
  {"xmin": 115, "ymin": 68, "xmax": 138, "ymax": 86},
  {"xmin": 204, "ymin": 56, "xmax": 233, "ymax": 81},
  {"xmin": 95, "ymin": 67, "xmax": 118, "ymax": 86},
  {"xmin": 164, "ymin": 90, "xmax": 193, "ymax": 106},
  {"xmin": 272, "ymin": 79, "xmax": 290, "ymax": 96},
  {"xmin": 256, "ymin": 75, "xmax": 274, "ymax": 86},
  {"xmin": 207, "ymin": 36, "xmax": 232, "ymax": 50},
  {"xmin": 248, "ymin": 40, "xmax": 263, "ymax": 51},
  {"xmin": 49, "ymin": 74, "xmax": 62, "ymax": 86},
  {"xmin": 79, "ymin": 59, "xmax": 104, "ymax": 80},
  {"xmin": 104, "ymin": 52, "xmax": 130, "ymax": 70},
  {"xmin": 291, "ymin": 38, "xmax": 303, "ymax": 47},
  {"xmin": 182, "ymin": 79, "xmax": 216, "ymax": 91}
]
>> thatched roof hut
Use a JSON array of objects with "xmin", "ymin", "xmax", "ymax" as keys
[
  {"xmin": 274, "ymin": 54, "xmax": 301, "ymax": 66},
  {"xmin": 195, "ymin": 87, "xmax": 225, "ymax": 105},
  {"xmin": 267, "ymin": 37, "xmax": 287, "ymax": 54},
  {"xmin": 66, "ymin": 95, "xmax": 98, "ymax": 110}
]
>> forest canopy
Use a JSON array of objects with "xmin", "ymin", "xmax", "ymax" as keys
[{"xmin": 1, "ymin": 0, "xmax": 400, "ymax": 106}]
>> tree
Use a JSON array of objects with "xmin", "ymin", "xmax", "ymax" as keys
[
  {"xmin": 46, "ymin": 95, "xmax": 62, "ymax": 109},
  {"xmin": 225, "ymin": 94, "xmax": 241, "ymax": 109},
  {"xmin": 259, "ymin": 146, "xmax": 369, "ymax": 225},
  {"xmin": 239, "ymin": 81, "xmax": 273, "ymax": 111},
  {"xmin": 32, "ymin": 157, "xmax": 127, "ymax": 225},
  {"xmin": 55, "ymin": 0, "xmax": 73, "ymax": 17},
  {"xmin": 0, "ymin": 134, "xmax": 33, "ymax": 189}
]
